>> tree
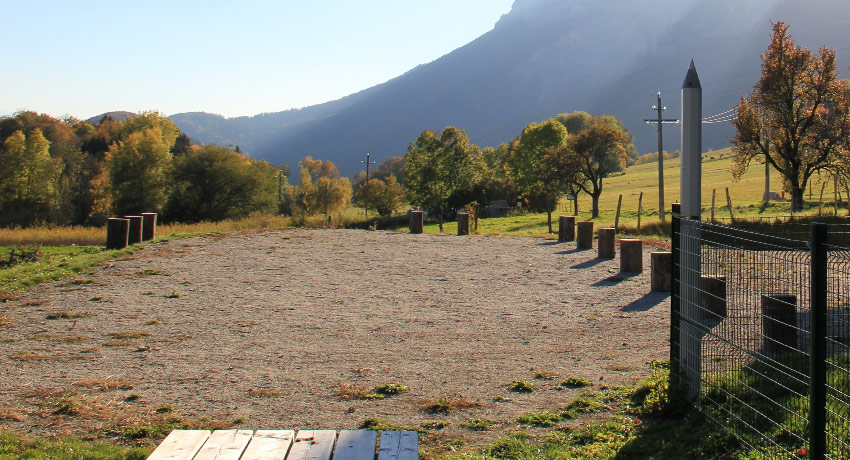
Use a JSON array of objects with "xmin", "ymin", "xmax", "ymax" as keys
[
  {"xmin": 312, "ymin": 176, "xmax": 352, "ymax": 217},
  {"xmin": 732, "ymin": 22, "xmax": 850, "ymax": 211},
  {"xmin": 569, "ymin": 115, "xmax": 630, "ymax": 218},
  {"xmin": 107, "ymin": 128, "xmax": 173, "ymax": 215},
  {"xmin": 505, "ymin": 119, "xmax": 568, "ymax": 232},
  {"xmin": 166, "ymin": 145, "xmax": 277, "ymax": 222},
  {"xmin": 0, "ymin": 129, "xmax": 61, "ymax": 226},
  {"xmin": 373, "ymin": 156, "xmax": 406, "ymax": 185},
  {"xmin": 355, "ymin": 175, "xmax": 405, "ymax": 217},
  {"xmin": 404, "ymin": 127, "xmax": 486, "ymax": 231}
]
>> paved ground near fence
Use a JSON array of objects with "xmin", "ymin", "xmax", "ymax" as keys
[{"xmin": 0, "ymin": 229, "xmax": 670, "ymax": 447}]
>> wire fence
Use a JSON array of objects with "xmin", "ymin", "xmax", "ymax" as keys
[{"xmin": 672, "ymin": 217, "xmax": 850, "ymax": 459}]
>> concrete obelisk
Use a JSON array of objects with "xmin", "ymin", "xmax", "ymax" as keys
[{"xmin": 680, "ymin": 60, "xmax": 703, "ymax": 401}]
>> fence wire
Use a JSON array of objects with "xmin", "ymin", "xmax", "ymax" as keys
[{"xmin": 673, "ymin": 219, "xmax": 850, "ymax": 459}]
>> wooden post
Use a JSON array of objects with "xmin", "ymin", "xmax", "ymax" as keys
[
  {"xmin": 141, "ymin": 213, "xmax": 157, "ymax": 241},
  {"xmin": 106, "ymin": 218, "xmax": 130, "ymax": 250},
  {"xmin": 761, "ymin": 294, "xmax": 797, "ymax": 355},
  {"xmin": 619, "ymin": 239, "xmax": 643, "ymax": 273},
  {"xmin": 725, "ymin": 187, "xmax": 734, "ymax": 222},
  {"xmin": 598, "ymin": 228, "xmax": 615, "ymax": 259},
  {"xmin": 614, "ymin": 195, "xmax": 623, "ymax": 231},
  {"xmin": 651, "ymin": 251, "xmax": 672, "ymax": 292},
  {"xmin": 409, "ymin": 211, "xmax": 424, "ymax": 234},
  {"xmin": 711, "ymin": 188, "xmax": 717, "ymax": 224},
  {"xmin": 576, "ymin": 221, "xmax": 593, "ymax": 250},
  {"xmin": 457, "ymin": 212, "xmax": 470, "ymax": 236},
  {"xmin": 558, "ymin": 216, "xmax": 575, "ymax": 242},
  {"xmin": 834, "ymin": 174, "xmax": 839, "ymax": 216},
  {"xmin": 819, "ymin": 182, "xmax": 826, "ymax": 215},
  {"xmin": 700, "ymin": 275, "xmax": 727, "ymax": 321},
  {"xmin": 124, "ymin": 216, "xmax": 143, "ymax": 245},
  {"xmin": 637, "ymin": 192, "xmax": 643, "ymax": 231}
]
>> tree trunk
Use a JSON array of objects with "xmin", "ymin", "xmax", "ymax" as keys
[
  {"xmin": 574, "ymin": 196, "xmax": 579, "ymax": 215},
  {"xmin": 791, "ymin": 186, "xmax": 804, "ymax": 212},
  {"xmin": 547, "ymin": 211, "xmax": 553, "ymax": 233},
  {"xmin": 438, "ymin": 212, "xmax": 444, "ymax": 232},
  {"xmin": 591, "ymin": 193, "xmax": 600, "ymax": 218}
]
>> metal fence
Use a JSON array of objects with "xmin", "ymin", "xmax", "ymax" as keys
[{"xmin": 671, "ymin": 217, "xmax": 850, "ymax": 459}]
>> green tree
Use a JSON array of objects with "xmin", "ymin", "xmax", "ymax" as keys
[
  {"xmin": 312, "ymin": 176, "xmax": 352, "ymax": 217},
  {"xmin": 107, "ymin": 128, "xmax": 173, "ymax": 216},
  {"xmin": 732, "ymin": 22, "xmax": 850, "ymax": 211},
  {"xmin": 570, "ymin": 115, "xmax": 630, "ymax": 218},
  {"xmin": 166, "ymin": 145, "xmax": 277, "ymax": 222},
  {"xmin": 0, "ymin": 128, "xmax": 61, "ymax": 226},
  {"xmin": 505, "ymin": 119, "xmax": 568, "ymax": 232},
  {"xmin": 355, "ymin": 175, "xmax": 405, "ymax": 217},
  {"xmin": 403, "ymin": 127, "xmax": 486, "ymax": 232}
]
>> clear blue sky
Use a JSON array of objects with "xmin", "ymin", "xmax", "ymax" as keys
[{"xmin": 0, "ymin": 0, "xmax": 515, "ymax": 119}]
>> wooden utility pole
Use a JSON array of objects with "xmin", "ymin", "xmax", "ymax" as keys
[
  {"xmin": 361, "ymin": 152, "xmax": 376, "ymax": 216},
  {"xmin": 645, "ymin": 92, "xmax": 679, "ymax": 224}
]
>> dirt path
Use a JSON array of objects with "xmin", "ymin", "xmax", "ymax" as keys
[{"xmin": 0, "ymin": 229, "xmax": 670, "ymax": 447}]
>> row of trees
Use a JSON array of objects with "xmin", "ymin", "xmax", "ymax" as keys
[
  {"xmin": 400, "ymin": 112, "xmax": 634, "ymax": 232},
  {"xmin": 0, "ymin": 111, "xmax": 281, "ymax": 226}
]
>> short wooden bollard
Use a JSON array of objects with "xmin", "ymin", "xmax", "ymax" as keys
[
  {"xmin": 700, "ymin": 275, "xmax": 726, "ymax": 319},
  {"xmin": 409, "ymin": 211, "xmax": 424, "ymax": 234},
  {"xmin": 124, "ymin": 216, "xmax": 143, "ymax": 245},
  {"xmin": 619, "ymin": 239, "xmax": 643, "ymax": 273},
  {"xmin": 141, "ymin": 213, "xmax": 157, "ymax": 241},
  {"xmin": 457, "ymin": 212, "xmax": 470, "ymax": 236},
  {"xmin": 761, "ymin": 294, "xmax": 797, "ymax": 354},
  {"xmin": 598, "ymin": 228, "xmax": 615, "ymax": 258},
  {"xmin": 651, "ymin": 252, "xmax": 672, "ymax": 292},
  {"xmin": 576, "ymin": 221, "xmax": 593, "ymax": 250},
  {"xmin": 106, "ymin": 218, "xmax": 130, "ymax": 250},
  {"xmin": 558, "ymin": 216, "xmax": 575, "ymax": 242}
]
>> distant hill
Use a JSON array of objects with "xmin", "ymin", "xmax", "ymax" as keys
[
  {"xmin": 86, "ymin": 111, "xmax": 136, "ymax": 124},
  {"xmin": 153, "ymin": 0, "xmax": 850, "ymax": 176}
]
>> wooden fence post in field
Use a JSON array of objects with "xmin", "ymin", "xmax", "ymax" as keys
[
  {"xmin": 141, "ymin": 213, "xmax": 157, "ymax": 241},
  {"xmin": 711, "ymin": 188, "xmax": 717, "ymax": 224},
  {"xmin": 409, "ymin": 211, "xmax": 424, "ymax": 234},
  {"xmin": 637, "ymin": 192, "xmax": 643, "ymax": 231},
  {"xmin": 457, "ymin": 212, "xmax": 470, "ymax": 236},
  {"xmin": 725, "ymin": 188, "xmax": 734, "ymax": 222},
  {"xmin": 615, "ymin": 195, "xmax": 623, "ymax": 232},
  {"xmin": 124, "ymin": 216, "xmax": 143, "ymax": 245},
  {"xmin": 558, "ymin": 215, "xmax": 575, "ymax": 242},
  {"xmin": 106, "ymin": 218, "xmax": 130, "ymax": 250}
]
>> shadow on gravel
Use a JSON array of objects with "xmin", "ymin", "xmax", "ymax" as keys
[
  {"xmin": 556, "ymin": 248, "xmax": 591, "ymax": 255},
  {"xmin": 571, "ymin": 258, "xmax": 607, "ymax": 269},
  {"xmin": 620, "ymin": 293, "xmax": 670, "ymax": 312}
]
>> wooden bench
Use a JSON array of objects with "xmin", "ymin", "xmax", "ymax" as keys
[{"xmin": 147, "ymin": 429, "xmax": 418, "ymax": 460}]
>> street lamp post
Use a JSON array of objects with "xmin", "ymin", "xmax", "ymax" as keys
[{"xmin": 362, "ymin": 153, "xmax": 376, "ymax": 216}]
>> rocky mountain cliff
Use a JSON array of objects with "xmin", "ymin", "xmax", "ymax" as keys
[{"xmin": 167, "ymin": 0, "xmax": 850, "ymax": 175}]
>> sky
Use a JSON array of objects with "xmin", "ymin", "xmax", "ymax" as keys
[{"xmin": 0, "ymin": 0, "xmax": 515, "ymax": 120}]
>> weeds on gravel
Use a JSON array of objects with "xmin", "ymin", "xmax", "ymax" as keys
[
  {"xmin": 422, "ymin": 420, "xmax": 450, "ymax": 430},
  {"xmin": 332, "ymin": 383, "xmax": 384, "ymax": 400},
  {"xmin": 374, "ymin": 383, "xmax": 409, "ymax": 395},
  {"xmin": 506, "ymin": 380, "xmax": 536, "ymax": 392},
  {"xmin": 460, "ymin": 419, "xmax": 495, "ymax": 431},
  {"xmin": 163, "ymin": 291, "xmax": 181, "ymax": 299},
  {"xmin": 248, "ymin": 389, "xmax": 285, "ymax": 398},
  {"xmin": 533, "ymin": 371, "xmax": 558, "ymax": 380},
  {"xmin": 359, "ymin": 418, "xmax": 414, "ymax": 431},
  {"xmin": 46, "ymin": 311, "xmax": 92, "ymax": 320},
  {"xmin": 421, "ymin": 396, "xmax": 483, "ymax": 414},
  {"xmin": 73, "ymin": 378, "xmax": 133, "ymax": 391},
  {"xmin": 560, "ymin": 376, "xmax": 592, "ymax": 388}
]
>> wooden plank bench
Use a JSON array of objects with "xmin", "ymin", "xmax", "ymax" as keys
[{"xmin": 147, "ymin": 429, "xmax": 418, "ymax": 460}]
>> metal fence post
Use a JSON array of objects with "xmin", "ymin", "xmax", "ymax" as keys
[
  {"xmin": 810, "ymin": 222, "xmax": 827, "ymax": 460},
  {"xmin": 671, "ymin": 203, "xmax": 682, "ymax": 398}
]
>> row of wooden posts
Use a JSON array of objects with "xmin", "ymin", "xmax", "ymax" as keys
[
  {"xmin": 106, "ymin": 213, "xmax": 158, "ymax": 249},
  {"xmin": 409, "ymin": 211, "xmax": 672, "ymax": 293}
]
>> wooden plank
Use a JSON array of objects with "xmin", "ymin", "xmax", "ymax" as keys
[
  {"xmin": 332, "ymin": 430, "xmax": 377, "ymax": 460},
  {"xmin": 193, "ymin": 430, "xmax": 254, "ymax": 460},
  {"xmin": 378, "ymin": 431, "xmax": 418, "ymax": 460},
  {"xmin": 241, "ymin": 430, "xmax": 296, "ymax": 460},
  {"xmin": 286, "ymin": 430, "xmax": 337, "ymax": 460},
  {"xmin": 147, "ymin": 430, "xmax": 211, "ymax": 460}
]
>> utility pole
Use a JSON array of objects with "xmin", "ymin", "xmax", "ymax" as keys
[
  {"xmin": 362, "ymin": 153, "xmax": 376, "ymax": 216},
  {"xmin": 645, "ymin": 91, "xmax": 679, "ymax": 224}
]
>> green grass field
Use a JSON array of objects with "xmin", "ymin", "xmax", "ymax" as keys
[{"xmin": 426, "ymin": 147, "xmax": 848, "ymax": 238}]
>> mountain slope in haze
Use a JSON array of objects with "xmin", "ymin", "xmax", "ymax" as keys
[{"xmin": 170, "ymin": 0, "xmax": 850, "ymax": 176}]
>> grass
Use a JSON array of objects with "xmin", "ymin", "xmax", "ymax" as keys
[
  {"xmin": 332, "ymin": 383, "xmax": 384, "ymax": 400},
  {"xmin": 560, "ymin": 376, "xmax": 593, "ymax": 388},
  {"xmin": 506, "ymin": 380, "xmax": 536, "ymax": 392},
  {"xmin": 460, "ymin": 419, "xmax": 495, "ymax": 431},
  {"xmin": 421, "ymin": 396, "xmax": 483, "ymax": 414}
]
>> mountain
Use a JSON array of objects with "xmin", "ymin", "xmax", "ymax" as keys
[
  {"xmin": 168, "ymin": 0, "xmax": 850, "ymax": 176},
  {"xmin": 86, "ymin": 111, "xmax": 136, "ymax": 124}
]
